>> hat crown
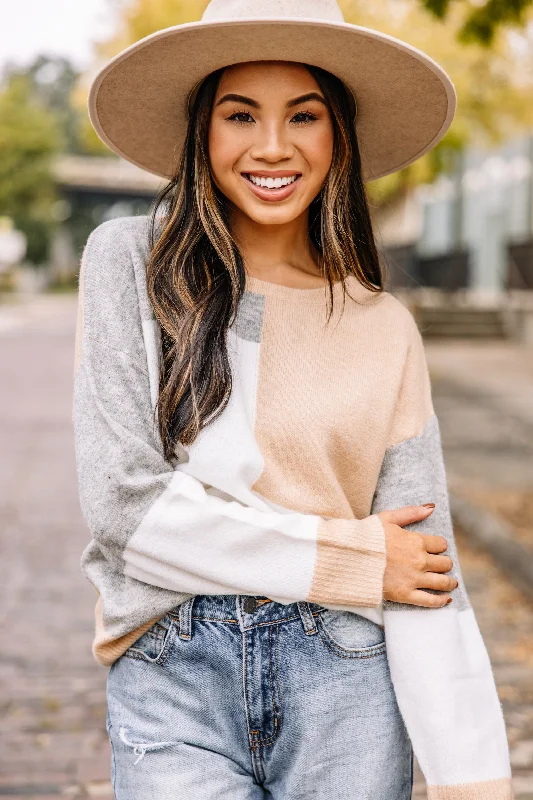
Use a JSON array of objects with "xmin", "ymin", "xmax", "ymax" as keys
[{"xmin": 201, "ymin": 0, "xmax": 345, "ymax": 23}]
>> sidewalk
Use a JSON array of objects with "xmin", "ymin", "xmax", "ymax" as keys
[
  {"xmin": 425, "ymin": 339, "xmax": 533, "ymax": 433},
  {"xmin": 425, "ymin": 339, "xmax": 533, "ymax": 553},
  {"xmin": 0, "ymin": 295, "xmax": 112, "ymax": 799}
]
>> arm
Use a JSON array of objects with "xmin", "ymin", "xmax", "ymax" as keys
[
  {"xmin": 73, "ymin": 218, "xmax": 386, "ymax": 610},
  {"xmin": 371, "ymin": 314, "xmax": 512, "ymax": 798}
]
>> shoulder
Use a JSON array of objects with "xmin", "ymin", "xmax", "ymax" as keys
[
  {"xmin": 83, "ymin": 214, "xmax": 152, "ymax": 267},
  {"xmin": 348, "ymin": 286, "xmax": 435, "ymax": 438},
  {"xmin": 80, "ymin": 215, "xmax": 155, "ymax": 324},
  {"xmin": 345, "ymin": 278, "xmax": 422, "ymax": 345}
]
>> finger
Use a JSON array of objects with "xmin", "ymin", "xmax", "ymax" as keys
[
  {"xmin": 418, "ymin": 572, "xmax": 458, "ymax": 593},
  {"xmin": 378, "ymin": 504, "xmax": 435, "ymax": 528},
  {"xmin": 421, "ymin": 533, "xmax": 449, "ymax": 554},
  {"xmin": 425, "ymin": 553, "xmax": 454, "ymax": 573},
  {"xmin": 409, "ymin": 589, "xmax": 452, "ymax": 609}
]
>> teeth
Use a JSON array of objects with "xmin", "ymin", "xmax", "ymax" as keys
[{"xmin": 247, "ymin": 174, "xmax": 299, "ymax": 188}]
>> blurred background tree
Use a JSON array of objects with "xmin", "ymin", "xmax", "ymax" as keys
[
  {"xmin": 421, "ymin": 0, "xmax": 533, "ymax": 46},
  {"xmin": 0, "ymin": 67, "xmax": 64, "ymax": 265},
  {"xmin": 0, "ymin": 54, "xmax": 117, "ymax": 265},
  {"xmin": 24, "ymin": 56, "xmax": 86, "ymax": 154}
]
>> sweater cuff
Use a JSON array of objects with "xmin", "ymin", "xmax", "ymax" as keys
[
  {"xmin": 427, "ymin": 778, "xmax": 513, "ymax": 799},
  {"xmin": 306, "ymin": 514, "xmax": 386, "ymax": 607}
]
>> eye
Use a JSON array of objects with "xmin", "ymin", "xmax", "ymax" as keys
[
  {"xmin": 227, "ymin": 110, "xmax": 255, "ymax": 124},
  {"xmin": 291, "ymin": 111, "xmax": 318, "ymax": 124}
]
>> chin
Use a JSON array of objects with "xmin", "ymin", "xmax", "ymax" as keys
[
  {"xmin": 237, "ymin": 199, "xmax": 302, "ymax": 226},
  {"xmin": 249, "ymin": 210, "xmax": 299, "ymax": 225}
]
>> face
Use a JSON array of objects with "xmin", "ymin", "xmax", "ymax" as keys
[{"xmin": 208, "ymin": 61, "xmax": 334, "ymax": 227}]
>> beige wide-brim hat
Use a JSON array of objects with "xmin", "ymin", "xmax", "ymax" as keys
[{"xmin": 88, "ymin": 0, "xmax": 456, "ymax": 183}]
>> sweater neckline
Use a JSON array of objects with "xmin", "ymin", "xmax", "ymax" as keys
[{"xmin": 244, "ymin": 272, "xmax": 347, "ymax": 304}]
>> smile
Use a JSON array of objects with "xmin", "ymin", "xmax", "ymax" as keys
[
  {"xmin": 241, "ymin": 172, "xmax": 302, "ymax": 202},
  {"xmin": 245, "ymin": 174, "xmax": 300, "ymax": 188}
]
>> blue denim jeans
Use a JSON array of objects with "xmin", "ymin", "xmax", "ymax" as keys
[{"xmin": 106, "ymin": 595, "xmax": 413, "ymax": 799}]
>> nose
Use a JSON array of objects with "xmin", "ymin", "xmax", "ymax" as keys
[{"xmin": 249, "ymin": 119, "xmax": 295, "ymax": 163}]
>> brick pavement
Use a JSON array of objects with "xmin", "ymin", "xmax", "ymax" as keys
[{"xmin": 0, "ymin": 295, "xmax": 532, "ymax": 798}]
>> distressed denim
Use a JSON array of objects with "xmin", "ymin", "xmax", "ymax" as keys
[{"xmin": 106, "ymin": 595, "xmax": 414, "ymax": 799}]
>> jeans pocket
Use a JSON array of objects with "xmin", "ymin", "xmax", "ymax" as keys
[
  {"xmin": 317, "ymin": 609, "xmax": 386, "ymax": 658},
  {"xmin": 122, "ymin": 614, "xmax": 177, "ymax": 665}
]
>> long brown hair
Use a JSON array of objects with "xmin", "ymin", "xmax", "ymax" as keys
[{"xmin": 146, "ymin": 62, "xmax": 384, "ymax": 461}]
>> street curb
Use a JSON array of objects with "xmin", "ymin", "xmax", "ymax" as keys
[{"xmin": 450, "ymin": 490, "xmax": 533, "ymax": 602}]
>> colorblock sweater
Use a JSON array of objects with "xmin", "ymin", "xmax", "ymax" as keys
[{"xmin": 73, "ymin": 215, "xmax": 513, "ymax": 799}]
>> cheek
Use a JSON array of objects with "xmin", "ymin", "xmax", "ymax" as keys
[
  {"xmin": 302, "ymin": 125, "xmax": 334, "ymax": 181},
  {"xmin": 208, "ymin": 122, "xmax": 243, "ymax": 181},
  {"xmin": 207, "ymin": 126, "xmax": 226, "ymax": 181}
]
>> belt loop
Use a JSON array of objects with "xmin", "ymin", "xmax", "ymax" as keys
[
  {"xmin": 178, "ymin": 597, "xmax": 195, "ymax": 640},
  {"xmin": 297, "ymin": 601, "xmax": 318, "ymax": 636}
]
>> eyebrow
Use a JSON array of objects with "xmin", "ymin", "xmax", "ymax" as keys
[{"xmin": 214, "ymin": 92, "xmax": 327, "ymax": 109}]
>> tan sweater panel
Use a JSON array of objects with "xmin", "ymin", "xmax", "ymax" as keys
[
  {"xmin": 249, "ymin": 276, "xmax": 434, "ymax": 608},
  {"xmin": 250, "ymin": 277, "xmax": 433, "ymax": 522}
]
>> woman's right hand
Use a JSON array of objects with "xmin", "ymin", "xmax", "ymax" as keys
[{"xmin": 377, "ymin": 505, "xmax": 458, "ymax": 607}]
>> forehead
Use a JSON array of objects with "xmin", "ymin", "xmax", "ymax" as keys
[{"xmin": 215, "ymin": 61, "xmax": 321, "ymax": 96}]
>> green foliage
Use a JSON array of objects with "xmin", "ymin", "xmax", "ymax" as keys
[
  {"xmin": 0, "ymin": 71, "xmax": 64, "ymax": 264},
  {"xmin": 421, "ymin": 0, "xmax": 532, "ymax": 46},
  {"xmin": 2, "ymin": 56, "xmax": 116, "ymax": 159},
  {"xmin": 25, "ymin": 56, "xmax": 85, "ymax": 153},
  {"xmin": 423, "ymin": 0, "xmax": 449, "ymax": 16},
  {"xmin": 76, "ymin": 115, "xmax": 119, "ymax": 157}
]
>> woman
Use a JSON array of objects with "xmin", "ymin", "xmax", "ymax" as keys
[{"xmin": 73, "ymin": 1, "xmax": 513, "ymax": 798}]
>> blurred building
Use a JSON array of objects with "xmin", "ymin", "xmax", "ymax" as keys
[
  {"xmin": 379, "ymin": 132, "xmax": 533, "ymax": 303},
  {"xmin": 50, "ymin": 154, "xmax": 165, "ymax": 283}
]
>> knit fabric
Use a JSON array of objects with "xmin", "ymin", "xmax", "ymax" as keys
[{"xmin": 73, "ymin": 215, "xmax": 512, "ymax": 798}]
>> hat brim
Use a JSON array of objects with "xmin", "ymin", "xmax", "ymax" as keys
[{"xmin": 88, "ymin": 18, "xmax": 456, "ymax": 183}]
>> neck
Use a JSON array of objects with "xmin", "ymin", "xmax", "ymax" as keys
[{"xmin": 228, "ymin": 205, "xmax": 322, "ymax": 282}]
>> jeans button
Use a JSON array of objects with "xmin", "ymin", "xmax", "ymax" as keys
[{"xmin": 243, "ymin": 597, "xmax": 257, "ymax": 614}]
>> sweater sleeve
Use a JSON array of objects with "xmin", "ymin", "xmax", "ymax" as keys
[
  {"xmin": 73, "ymin": 219, "xmax": 386, "ymax": 611},
  {"xmin": 371, "ymin": 313, "xmax": 513, "ymax": 799}
]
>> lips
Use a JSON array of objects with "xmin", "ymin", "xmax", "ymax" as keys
[{"xmin": 241, "ymin": 172, "xmax": 302, "ymax": 201}]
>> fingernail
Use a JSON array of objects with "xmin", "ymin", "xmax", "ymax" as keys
[
  {"xmin": 422, "ymin": 503, "xmax": 435, "ymax": 508},
  {"xmin": 446, "ymin": 597, "xmax": 452, "ymax": 604}
]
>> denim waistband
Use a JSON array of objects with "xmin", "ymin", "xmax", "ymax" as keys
[{"xmin": 168, "ymin": 595, "xmax": 327, "ymax": 640}]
